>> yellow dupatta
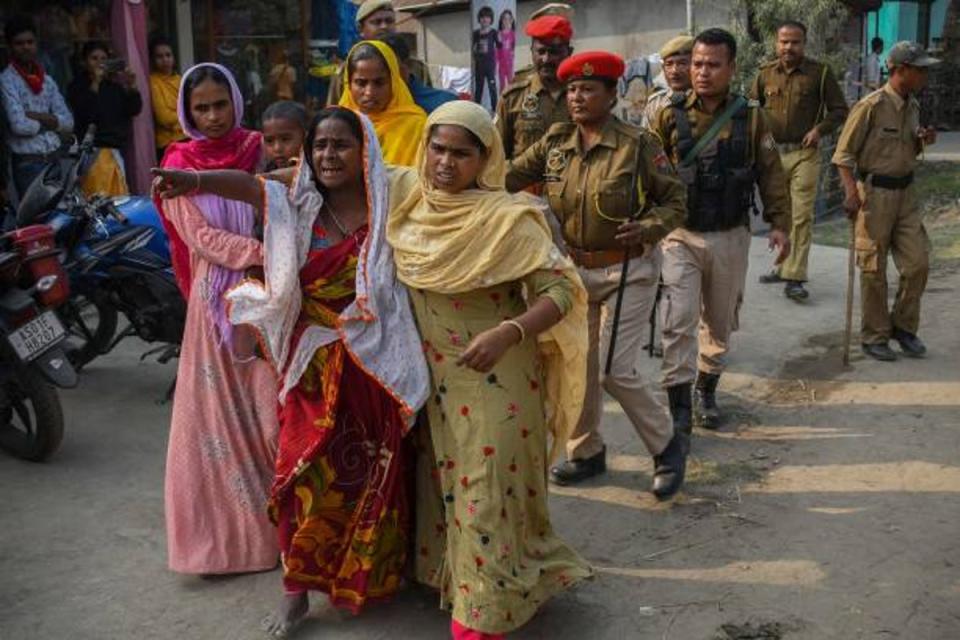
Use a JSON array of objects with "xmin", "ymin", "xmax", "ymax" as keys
[
  {"xmin": 338, "ymin": 40, "xmax": 427, "ymax": 167},
  {"xmin": 386, "ymin": 101, "xmax": 587, "ymax": 462}
]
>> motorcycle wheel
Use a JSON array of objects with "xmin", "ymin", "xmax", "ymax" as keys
[
  {"xmin": 60, "ymin": 290, "xmax": 118, "ymax": 369},
  {"xmin": 0, "ymin": 366, "xmax": 65, "ymax": 462}
]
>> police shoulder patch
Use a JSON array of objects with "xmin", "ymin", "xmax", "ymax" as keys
[{"xmin": 545, "ymin": 148, "xmax": 568, "ymax": 180}]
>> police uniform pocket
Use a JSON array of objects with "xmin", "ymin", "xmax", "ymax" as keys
[
  {"xmin": 545, "ymin": 180, "xmax": 565, "ymax": 215},
  {"xmin": 595, "ymin": 178, "xmax": 632, "ymax": 223}
]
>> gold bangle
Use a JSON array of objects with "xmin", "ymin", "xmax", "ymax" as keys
[{"xmin": 500, "ymin": 319, "xmax": 525, "ymax": 343}]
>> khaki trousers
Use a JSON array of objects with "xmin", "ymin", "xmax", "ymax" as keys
[
  {"xmin": 777, "ymin": 147, "xmax": 821, "ymax": 282},
  {"xmin": 660, "ymin": 226, "xmax": 751, "ymax": 387},
  {"xmin": 855, "ymin": 182, "xmax": 929, "ymax": 344},
  {"xmin": 565, "ymin": 249, "xmax": 674, "ymax": 461}
]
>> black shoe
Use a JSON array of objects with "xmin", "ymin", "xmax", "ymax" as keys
[
  {"xmin": 666, "ymin": 383, "xmax": 692, "ymax": 437},
  {"xmin": 693, "ymin": 371, "xmax": 721, "ymax": 430},
  {"xmin": 893, "ymin": 328, "xmax": 927, "ymax": 358},
  {"xmin": 862, "ymin": 342, "xmax": 898, "ymax": 362},
  {"xmin": 651, "ymin": 432, "xmax": 689, "ymax": 501},
  {"xmin": 784, "ymin": 280, "xmax": 809, "ymax": 301},
  {"xmin": 758, "ymin": 271, "xmax": 784, "ymax": 284},
  {"xmin": 550, "ymin": 447, "xmax": 606, "ymax": 486}
]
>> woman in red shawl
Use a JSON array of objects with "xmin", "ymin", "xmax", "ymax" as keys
[{"xmin": 157, "ymin": 63, "xmax": 279, "ymax": 575}]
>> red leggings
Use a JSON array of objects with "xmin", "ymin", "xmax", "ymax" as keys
[{"xmin": 451, "ymin": 619, "xmax": 506, "ymax": 639}]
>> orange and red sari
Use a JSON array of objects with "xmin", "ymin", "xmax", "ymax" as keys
[{"xmin": 272, "ymin": 221, "xmax": 411, "ymax": 612}]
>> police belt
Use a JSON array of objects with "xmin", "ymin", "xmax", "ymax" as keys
[
  {"xmin": 568, "ymin": 247, "xmax": 627, "ymax": 269},
  {"xmin": 858, "ymin": 171, "xmax": 914, "ymax": 190}
]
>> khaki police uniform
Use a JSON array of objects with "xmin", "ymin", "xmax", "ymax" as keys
[
  {"xmin": 495, "ymin": 70, "xmax": 570, "ymax": 160},
  {"xmin": 751, "ymin": 58, "xmax": 848, "ymax": 283},
  {"xmin": 832, "ymin": 83, "xmax": 929, "ymax": 345},
  {"xmin": 652, "ymin": 92, "xmax": 790, "ymax": 386},
  {"xmin": 642, "ymin": 88, "xmax": 686, "ymax": 131},
  {"xmin": 327, "ymin": 57, "xmax": 431, "ymax": 106},
  {"xmin": 507, "ymin": 118, "xmax": 687, "ymax": 460}
]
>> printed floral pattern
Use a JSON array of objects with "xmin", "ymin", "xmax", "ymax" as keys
[{"xmin": 412, "ymin": 272, "xmax": 592, "ymax": 635}]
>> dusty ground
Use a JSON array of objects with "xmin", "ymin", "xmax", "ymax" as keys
[{"xmin": 1, "ymin": 233, "xmax": 958, "ymax": 639}]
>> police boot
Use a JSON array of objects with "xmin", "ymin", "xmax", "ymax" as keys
[
  {"xmin": 693, "ymin": 371, "xmax": 722, "ymax": 430},
  {"xmin": 651, "ymin": 431, "xmax": 688, "ymax": 501},
  {"xmin": 666, "ymin": 383, "xmax": 693, "ymax": 437}
]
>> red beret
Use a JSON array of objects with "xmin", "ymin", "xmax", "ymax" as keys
[
  {"xmin": 524, "ymin": 15, "xmax": 573, "ymax": 42},
  {"xmin": 557, "ymin": 51, "xmax": 625, "ymax": 83}
]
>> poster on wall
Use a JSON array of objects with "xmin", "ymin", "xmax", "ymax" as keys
[{"xmin": 470, "ymin": 0, "xmax": 517, "ymax": 113}]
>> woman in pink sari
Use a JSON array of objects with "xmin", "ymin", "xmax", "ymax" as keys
[{"xmin": 157, "ymin": 63, "xmax": 279, "ymax": 575}]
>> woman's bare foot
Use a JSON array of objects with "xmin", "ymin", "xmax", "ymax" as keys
[{"xmin": 260, "ymin": 592, "xmax": 309, "ymax": 638}]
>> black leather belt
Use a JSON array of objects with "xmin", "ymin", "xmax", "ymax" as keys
[{"xmin": 858, "ymin": 171, "xmax": 914, "ymax": 190}]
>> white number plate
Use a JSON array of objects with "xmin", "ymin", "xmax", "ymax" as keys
[{"xmin": 7, "ymin": 310, "xmax": 66, "ymax": 361}]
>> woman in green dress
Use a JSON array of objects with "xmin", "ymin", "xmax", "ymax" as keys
[{"xmin": 387, "ymin": 100, "xmax": 593, "ymax": 639}]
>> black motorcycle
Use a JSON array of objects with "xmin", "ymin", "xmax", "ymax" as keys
[{"xmin": 0, "ymin": 222, "xmax": 78, "ymax": 461}]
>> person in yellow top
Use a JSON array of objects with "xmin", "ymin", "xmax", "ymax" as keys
[
  {"xmin": 751, "ymin": 20, "xmax": 848, "ymax": 301},
  {"xmin": 651, "ymin": 28, "xmax": 791, "ymax": 432},
  {"xmin": 326, "ymin": 0, "xmax": 432, "ymax": 105},
  {"xmin": 507, "ymin": 51, "xmax": 690, "ymax": 500},
  {"xmin": 148, "ymin": 36, "xmax": 185, "ymax": 160},
  {"xmin": 832, "ymin": 41, "xmax": 939, "ymax": 362},
  {"xmin": 338, "ymin": 39, "xmax": 426, "ymax": 166}
]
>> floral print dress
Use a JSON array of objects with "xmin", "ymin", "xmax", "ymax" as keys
[{"xmin": 413, "ymin": 270, "xmax": 593, "ymax": 635}]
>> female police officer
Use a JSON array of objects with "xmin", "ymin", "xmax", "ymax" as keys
[{"xmin": 506, "ymin": 51, "xmax": 689, "ymax": 500}]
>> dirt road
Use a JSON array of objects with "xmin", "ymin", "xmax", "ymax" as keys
[{"xmin": 1, "ymin": 238, "xmax": 957, "ymax": 640}]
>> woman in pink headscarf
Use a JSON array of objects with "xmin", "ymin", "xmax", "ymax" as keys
[{"xmin": 157, "ymin": 63, "xmax": 280, "ymax": 575}]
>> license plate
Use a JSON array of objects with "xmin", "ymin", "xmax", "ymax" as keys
[{"xmin": 7, "ymin": 310, "xmax": 66, "ymax": 361}]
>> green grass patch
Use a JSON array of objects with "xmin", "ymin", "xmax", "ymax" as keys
[{"xmin": 814, "ymin": 161, "xmax": 960, "ymax": 267}]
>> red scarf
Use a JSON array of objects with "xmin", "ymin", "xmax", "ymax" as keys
[
  {"xmin": 12, "ymin": 59, "xmax": 45, "ymax": 95},
  {"xmin": 155, "ymin": 128, "xmax": 262, "ymax": 298}
]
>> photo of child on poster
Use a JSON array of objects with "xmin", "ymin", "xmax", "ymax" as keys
[{"xmin": 470, "ymin": 0, "xmax": 517, "ymax": 112}]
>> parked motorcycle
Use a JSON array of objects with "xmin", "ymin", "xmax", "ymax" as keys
[
  {"xmin": 16, "ymin": 127, "xmax": 185, "ymax": 370},
  {"xmin": 0, "ymin": 224, "xmax": 78, "ymax": 461}
]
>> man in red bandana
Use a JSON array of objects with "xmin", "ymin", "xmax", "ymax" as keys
[{"xmin": 0, "ymin": 15, "xmax": 73, "ymax": 200}]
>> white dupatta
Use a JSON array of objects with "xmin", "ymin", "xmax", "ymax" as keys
[{"xmin": 225, "ymin": 114, "xmax": 430, "ymax": 423}]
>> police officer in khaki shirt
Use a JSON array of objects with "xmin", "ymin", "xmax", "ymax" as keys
[
  {"xmin": 751, "ymin": 20, "xmax": 848, "ymax": 301},
  {"xmin": 652, "ymin": 29, "xmax": 791, "ymax": 432},
  {"xmin": 642, "ymin": 35, "xmax": 693, "ymax": 130},
  {"xmin": 326, "ymin": 0, "xmax": 432, "ymax": 106},
  {"xmin": 833, "ymin": 41, "xmax": 938, "ymax": 362},
  {"xmin": 507, "ymin": 51, "xmax": 690, "ymax": 500},
  {"xmin": 495, "ymin": 12, "xmax": 574, "ymax": 160}
]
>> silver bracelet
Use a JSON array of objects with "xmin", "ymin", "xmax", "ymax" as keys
[{"xmin": 500, "ymin": 319, "xmax": 526, "ymax": 343}]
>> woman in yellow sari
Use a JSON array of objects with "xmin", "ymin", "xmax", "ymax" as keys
[
  {"xmin": 338, "ymin": 40, "xmax": 426, "ymax": 166},
  {"xmin": 387, "ymin": 100, "xmax": 593, "ymax": 639}
]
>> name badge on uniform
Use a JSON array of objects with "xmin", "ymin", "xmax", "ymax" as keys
[
  {"xmin": 521, "ymin": 93, "xmax": 540, "ymax": 119},
  {"xmin": 545, "ymin": 148, "xmax": 568, "ymax": 182}
]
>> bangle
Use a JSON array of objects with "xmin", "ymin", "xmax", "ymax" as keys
[{"xmin": 500, "ymin": 319, "xmax": 525, "ymax": 343}]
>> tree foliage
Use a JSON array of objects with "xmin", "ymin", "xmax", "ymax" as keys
[{"xmin": 712, "ymin": 0, "xmax": 856, "ymax": 91}]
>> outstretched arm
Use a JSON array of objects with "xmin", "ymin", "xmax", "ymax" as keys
[{"xmin": 152, "ymin": 168, "xmax": 263, "ymax": 212}]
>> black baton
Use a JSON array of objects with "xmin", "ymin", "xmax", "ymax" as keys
[{"xmin": 604, "ymin": 144, "xmax": 644, "ymax": 376}]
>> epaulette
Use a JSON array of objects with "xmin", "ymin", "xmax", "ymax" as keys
[
  {"xmin": 758, "ymin": 59, "xmax": 778, "ymax": 69},
  {"xmin": 611, "ymin": 117, "xmax": 644, "ymax": 141},
  {"xmin": 544, "ymin": 121, "xmax": 577, "ymax": 138},
  {"xmin": 502, "ymin": 75, "xmax": 533, "ymax": 96}
]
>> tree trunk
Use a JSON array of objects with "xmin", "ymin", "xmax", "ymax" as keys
[{"xmin": 943, "ymin": 0, "xmax": 960, "ymax": 65}]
